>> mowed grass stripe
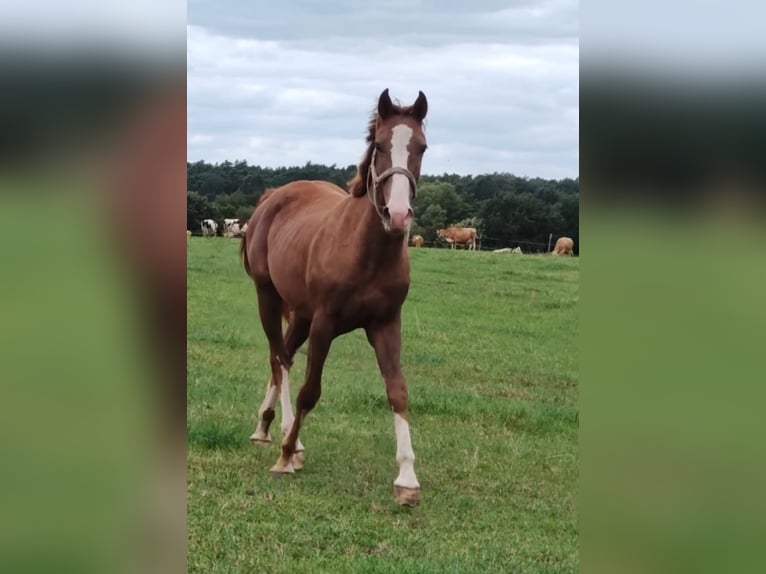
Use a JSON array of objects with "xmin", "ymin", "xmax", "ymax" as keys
[{"xmin": 188, "ymin": 238, "xmax": 578, "ymax": 573}]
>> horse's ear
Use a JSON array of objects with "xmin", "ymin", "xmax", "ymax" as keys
[
  {"xmin": 411, "ymin": 91, "xmax": 428, "ymax": 122},
  {"xmin": 378, "ymin": 88, "xmax": 393, "ymax": 120}
]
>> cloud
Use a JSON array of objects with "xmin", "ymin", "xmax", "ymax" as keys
[{"xmin": 187, "ymin": 1, "xmax": 579, "ymax": 178}]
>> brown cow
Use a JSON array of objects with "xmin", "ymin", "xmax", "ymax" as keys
[
  {"xmin": 411, "ymin": 234, "xmax": 424, "ymax": 247},
  {"xmin": 552, "ymin": 236, "xmax": 575, "ymax": 255},
  {"xmin": 437, "ymin": 227, "xmax": 477, "ymax": 250}
]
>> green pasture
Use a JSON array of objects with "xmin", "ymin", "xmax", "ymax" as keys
[{"xmin": 188, "ymin": 238, "xmax": 578, "ymax": 573}]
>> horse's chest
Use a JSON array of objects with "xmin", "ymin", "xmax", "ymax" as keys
[
  {"xmin": 329, "ymin": 279, "xmax": 408, "ymax": 328},
  {"xmin": 306, "ymin": 247, "xmax": 410, "ymax": 326}
]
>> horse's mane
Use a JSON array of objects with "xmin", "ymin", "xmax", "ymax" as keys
[{"xmin": 347, "ymin": 100, "xmax": 424, "ymax": 197}]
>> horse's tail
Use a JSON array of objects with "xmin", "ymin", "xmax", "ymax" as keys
[{"xmin": 240, "ymin": 234, "xmax": 250, "ymax": 276}]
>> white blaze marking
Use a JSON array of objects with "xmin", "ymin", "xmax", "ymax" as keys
[
  {"xmin": 387, "ymin": 124, "xmax": 413, "ymax": 214},
  {"xmin": 279, "ymin": 366, "xmax": 304, "ymax": 452},
  {"xmin": 393, "ymin": 413, "xmax": 419, "ymax": 489}
]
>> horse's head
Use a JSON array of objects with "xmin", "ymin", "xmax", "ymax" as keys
[{"xmin": 351, "ymin": 89, "xmax": 428, "ymax": 235}]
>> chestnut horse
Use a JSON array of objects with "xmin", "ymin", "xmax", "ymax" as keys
[{"xmin": 241, "ymin": 89, "xmax": 428, "ymax": 506}]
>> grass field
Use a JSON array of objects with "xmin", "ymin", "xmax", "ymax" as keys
[{"xmin": 187, "ymin": 238, "xmax": 579, "ymax": 573}]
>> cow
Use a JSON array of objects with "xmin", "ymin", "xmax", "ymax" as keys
[
  {"xmin": 552, "ymin": 236, "xmax": 575, "ymax": 256},
  {"xmin": 187, "ymin": 230, "xmax": 192, "ymax": 238},
  {"xmin": 201, "ymin": 219, "xmax": 218, "ymax": 237},
  {"xmin": 411, "ymin": 234, "xmax": 424, "ymax": 248},
  {"xmin": 223, "ymin": 220, "xmax": 249, "ymax": 238},
  {"xmin": 436, "ymin": 227, "xmax": 478, "ymax": 251},
  {"xmin": 223, "ymin": 218, "xmax": 239, "ymax": 236}
]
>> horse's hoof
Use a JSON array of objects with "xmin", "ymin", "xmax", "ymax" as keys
[
  {"xmin": 249, "ymin": 432, "xmax": 272, "ymax": 446},
  {"xmin": 291, "ymin": 451, "xmax": 305, "ymax": 471},
  {"xmin": 393, "ymin": 485, "xmax": 421, "ymax": 507},
  {"xmin": 269, "ymin": 460, "xmax": 295, "ymax": 477}
]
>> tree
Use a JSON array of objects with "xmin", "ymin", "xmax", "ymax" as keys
[
  {"xmin": 187, "ymin": 191, "xmax": 215, "ymax": 233},
  {"xmin": 212, "ymin": 191, "xmax": 249, "ymax": 218},
  {"xmin": 236, "ymin": 206, "xmax": 254, "ymax": 222},
  {"xmin": 414, "ymin": 181, "xmax": 469, "ymax": 226},
  {"xmin": 200, "ymin": 173, "xmax": 226, "ymax": 199},
  {"xmin": 557, "ymin": 191, "xmax": 579, "ymax": 252},
  {"xmin": 238, "ymin": 174, "xmax": 264, "ymax": 196},
  {"xmin": 414, "ymin": 204, "xmax": 446, "ymax": 244},
  {"xmin": 479, "ymin": 192, "xmax": 556, "ymax": 250},
  {"xmin": 186, "ymin": 161, "xmax": 579, "ymax": 249}
]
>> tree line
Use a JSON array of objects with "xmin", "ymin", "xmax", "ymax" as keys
[{"xmin": 187, "ymin": 160, "xmax": 579, "ymax": 253}]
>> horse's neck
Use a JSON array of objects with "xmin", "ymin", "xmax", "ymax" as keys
[{"xmin": 350, "ymin": 196, "xmax": 408, "ymax": 267}]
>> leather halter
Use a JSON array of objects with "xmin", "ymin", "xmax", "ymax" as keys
[{"xmin": 366, "ymin": 147, "xmax": 418, "ymax": 222}]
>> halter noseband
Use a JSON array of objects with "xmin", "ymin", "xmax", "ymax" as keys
[{"xmin": 366, "ymin": 147, "xmax": 418, "ymax": 222}]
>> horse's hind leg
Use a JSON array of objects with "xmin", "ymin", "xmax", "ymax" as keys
[
  {"xmin": 279, "ymin": 316, "xmax": 311, "ymax": 469},
  {"xmin": 250, "ymin": 349, "xmax": 282, "ymax": 444},
  {"xmin": 271, "ymin": 315, "xmax": 333, "ymax": 476},
  {"xmin": 249, "ymin": 283, "xmax": 290, "ymax": 445}
]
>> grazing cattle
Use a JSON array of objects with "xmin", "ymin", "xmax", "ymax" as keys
[
  {"xmin": 242, "ymin": 89, "xmax": 428, "ymax": 506},
  {"xmin": 437, "ymin": 226, "xmax": 478, "ymax": 250},
  {"xmin": 411, "ymin": 234, "xmax": 424, "ymax": 247},
  {"xmin": 552, "ymin": 237, "xmax": 575, "ymax": 256},
  {"xmin": 201, "ymin": 219, "xmax": 218, "ymax": 237},
  {"xmin": 223, "ymin": 219, "xmax": 239, "ymax": 238},
  {"xmin": 224, "ymin": 220, "xmax": 249, "ymax": 238},
  {"xmin": 223, "ymin": 223, "xmax": 240, "ymax": 238}
]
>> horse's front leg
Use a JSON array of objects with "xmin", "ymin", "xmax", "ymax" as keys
[{"xmin": 366, "ymin": 314, "xmax": 420, "ymax": 507}]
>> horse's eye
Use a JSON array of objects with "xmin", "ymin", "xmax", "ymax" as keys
[{"xmin": 374, "ymin": 142, "xmax": 385, "ymax": 152}]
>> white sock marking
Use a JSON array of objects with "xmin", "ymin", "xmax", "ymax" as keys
[
  {"xmin": 251, "ymin": 380, "xmax": 279, "ymax": 440},
  {"xmin": 279, "ymin": 366, "xmax": 304, "ymax": 452},
  {"xmin": 393, "ymin": 413, "xmax": 419, "ymax": 489}
]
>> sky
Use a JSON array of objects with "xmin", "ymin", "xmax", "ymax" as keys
[{"xmin": 187, "ymin": 1, "xmax": 579, "ymax": 179}]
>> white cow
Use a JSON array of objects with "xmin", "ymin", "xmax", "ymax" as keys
[
  {"xmin": 223, "ymin": 218, "xmax": 239, "ymax": 233},
  {"xmin": 492, "ymin": 246, "xmax": 523, "ymax": 254},
  {"xmin": 223, "ymin": 219, "xmax": 249, "ymax": 238},
  {"xmin": 201, "ymin": 219, "xmax": 218, "ymax": 237}
]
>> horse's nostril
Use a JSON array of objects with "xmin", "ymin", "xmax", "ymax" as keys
[
  {"xmin": 407, "ymin": 208, "xmax": 414, "ymax": 219},
  {"xmin": 382, "ymin": 207, "xmax": 391, "ymax": 220}
]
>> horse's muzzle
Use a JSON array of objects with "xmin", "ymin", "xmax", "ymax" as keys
[{"xmin": 382, "ymin": 206, "xmax": 413, "ymax": 233}]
